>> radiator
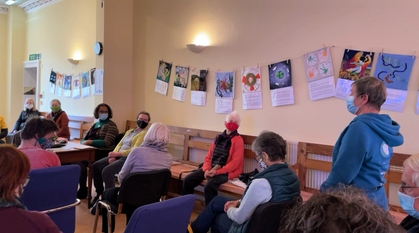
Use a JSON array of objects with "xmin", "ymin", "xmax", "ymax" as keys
[{"xmin": 306, "ymin": 154, "xmax": 332, "ymax": 189}]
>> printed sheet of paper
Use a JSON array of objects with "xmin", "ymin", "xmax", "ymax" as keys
[
  {"xmin": 215, "ymin": 98, "xmax": 233, "ymax": 114},
  {"xmin": 191, "ymin": 91, "xmax": 206, "ymax": 106},
  {"xmin": 303, "ymin": 47, "xmax": 333, "ymax": 82},
  {"xmin": 190, "ymin": 69, "xmax": 207, "ymax": 106},
  {"xmin": 90, "ymin": 68, "xmax": 96, "ymax": 95},
  {"xmin": 81, "ymin": 71, "xmax": 90, "ymax": 98},
  {"xmin": 334, "ymin": 78, "xmax": 353, "ymax": 100},
  {"xmin": 72, "ymin": 73, "xmax": 81, "ymax": 99},
  {"xmin": 381, "ymin": 89, "xmax": 407, "ymax": 113},
  {"xmin": 242, "ymin": 92, "xmax": 262, "ymax": 109},
  {"xmin": 242, "ymin": 66, "xmax": 262, "ymax": 109},
  {"xmin": 271, "ymin": 86, "xmax": 294, "ymax": 106},
  {"xmin": 172, "ymin": 66, "xmax": 189, "ymax": 101},
  {"xmin": 63, "ymin": 75, "xmax": 72, "ymax": 98},
  {"xmin": 95, "ymin": 69, "xmax": 103, "ymax": 95},
  {"xmin": 49, "ymin": 70, "xmax": 57, "ymax": 94},
  {"xmin": 155, "ymin": 60, "xmax": 172, "ymax": 96},
  {"xmin": 55, "ymin": 73, "xmax": 63, "ymax": 97},
  {"xmin": 308, "ymin": 76, "xmax": 336, "ymax": 101}
]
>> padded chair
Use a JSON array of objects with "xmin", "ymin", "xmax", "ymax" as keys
[
  {"xmin": 93, "ymin": 168, "xmax": 172, "ymax": 233},
  {"xmin": 20, "ymin": 165, "xmax": 81, "ymax": 233},
  {"xmin": 123, "ymin": 194, "xmax": 195, "ymax": 233},
  {"xmin": 246, "ymin": 196, "xmax": 302, "ymax": 233}
]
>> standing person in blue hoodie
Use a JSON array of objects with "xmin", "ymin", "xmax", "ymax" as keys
[{"xmin": 320, "ymin": 76, "xmax": 404, "ymax": 210}]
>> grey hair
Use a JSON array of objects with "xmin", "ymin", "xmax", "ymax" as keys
[
  {"xmin": 251, "ymin": 131, "xmax": 286, "ymax": 161},
  {"xmin": 226, "ymin": 111, "xmax": 241, "ymax": 125},
  {"xmin": 143, "ymin": 122, "xmax": 170, "ymax": 145},
  {"xmin": 404, "ymin": 153, "xmax": 419, "ymax": 187},
  {"xmin": 352, "ymin": 76, "xmax": 386, "ymax": 111},
  {"xmin": 50, "ymin": 99, "xmax": 61, "ymax": 106}
]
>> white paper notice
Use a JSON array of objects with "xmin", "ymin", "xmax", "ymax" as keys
[
  {"xmin": 381, "ymin": 88, "xmax": 407, "ymax": 113},
  {"xmin": 308, "ymin": 76, "xmax": 336, "ymax": 101},
  {"xmin": 56, "ymin": 86, "xmax": 62, "ymax": 97},
  {"xmin": 95, "ymin": 69, "xmax": 103, "ymax": 95},
  {"xmin": 191, "ymin": 91, "xmax": 206, "ymax": 106},
  {"xmin": 64, "ymin": 89, "xmax": 71, "ymax": 98},
  {"xmin": 335, "ymin": 78, "xmax": 353, "ymax": 100},
  {"xmin": 242, "ymin": 92, "xmax": 262, "ymax": 109},
  {"xmin": 416, "ymin": 91, "xmax": 419, "ymax": 115},
  {"xmin": 215, "ymin": 98, "xmax": 233, "ymax": 114},
  {"xmin": 270, "ymin": 86, "xmax": 294, "ymax": 106},
  {"xmin": 155, "ymin": 79, "xmax": 168, "ymax": 95},
  {"xmin": 172, "ymin": 86, "xmax": 186, "ymax": 102},
  {"xmin": 49, "ymin": 83, "xmax": 55, "ymax": 94}
]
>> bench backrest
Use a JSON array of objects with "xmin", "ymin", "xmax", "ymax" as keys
[
  {"xmin": 41, "ymin": 111, "xmax": 94, "ymax": 140},
  {"xmin": 125, "ymin": 120, "xmax": 257, "ymax": 165}
]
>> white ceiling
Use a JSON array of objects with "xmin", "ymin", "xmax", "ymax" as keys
[{"xmin": 2, "ymin": 0, "xmax": 31, "ymax": 6}]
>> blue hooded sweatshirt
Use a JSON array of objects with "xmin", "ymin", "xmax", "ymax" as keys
[{"xmin": 320, "ymin": 113, "xmax": 403, "ymax": 209}]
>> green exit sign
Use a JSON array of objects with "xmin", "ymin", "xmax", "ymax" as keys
[{"xmin": 29, "ymin": 53, "xmax": 42, "ymax": 60}]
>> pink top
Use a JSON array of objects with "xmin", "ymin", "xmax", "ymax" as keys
[{"xmin": 19, "ymin": 147, "xmax": 61, "ymax": 170}]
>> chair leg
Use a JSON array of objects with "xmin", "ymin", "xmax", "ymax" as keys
[
  {"xmin": 92, "ymin": 202, "xmax": 101, "ymax": 233},
  {"xmin": 92, "ymin": 201, "xmax": 115, "ymax": 233}
]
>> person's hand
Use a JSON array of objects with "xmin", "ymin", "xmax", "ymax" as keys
[
  {"xmin": 82, "ymin": 140, "xmax": 92, "ymax": 145},
  {"xmin": 207, "ymin": 170, "xmax": 216, "ymax": 178},
  {"xmin": 13, "ymin": 130, "xmax": 17, "ymax": 133},
  {"xmin": 224, "ymin": 200, "xmax": 240, "ymax": 212},
  {"xmin": 204, "ymin": 170, "xmax": 210, "ymax": 179},
  {"xmin": 108, "ymin": 152, "xmax": 120, "ymax": 158},
  {"xmin": 108, "ymin": 158, "xmax": 116, "ymax": 164}
]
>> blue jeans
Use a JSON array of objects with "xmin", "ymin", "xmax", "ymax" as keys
[{"xmin": 191, "ymin": 196, "xmax": 235, "ymax": 233}]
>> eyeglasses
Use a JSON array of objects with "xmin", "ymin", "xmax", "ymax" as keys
[
  {"xmin": 23, "ymin": 176, "xmax": 30, "ymax": 187},
  {"xmin": 400, "ymin": 181, "xmax": 419, "ymax": 193}
]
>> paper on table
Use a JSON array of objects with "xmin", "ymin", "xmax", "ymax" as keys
[
  {"xmin": 73, "ymin": 145, "xmax": 94, "ymax": 149},
  {"xmin": 270, "ymin": 86, "xmax": 294, "ymax": 106},
  {"xmin": 308, "ymin": 75, "xmax": 336, "ymax": 101}
]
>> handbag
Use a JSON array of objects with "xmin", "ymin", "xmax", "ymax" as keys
[{"xmin": 238, "ymin": 168, "xmax": 259, "ymax": 185}]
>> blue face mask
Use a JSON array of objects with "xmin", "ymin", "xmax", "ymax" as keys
[
  {"xmin": 398, "ymin": 191, "xmax": 419, "ymax": 219},
  {"xmin": 34, "ymin": 138, "xmax": 53, "ymax": 150},
  {"xmin": 346, "ymin": 96, "xmax": 359, "ymax": 115},
  {"xmin": 99, "ymin": 113, "xmax": 108, "ymax": 121}
]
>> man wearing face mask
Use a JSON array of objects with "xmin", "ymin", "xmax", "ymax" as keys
[
  {"xmin": 399, "ymin": 154, "xmax": 419, "ymax": 232},
  {"xmin": 89, "ymin": 111, "xmax": 150, "ymax": 208},
  {"xmin": 191, "ymin": 131, "xmax": 300, "ymax": 233},
  {"xmin": 182, "ymin": 111, "xmax": 244, "ymax": 206},
  {"xmin": 17, "ymin": 117, "xmax": 61, "ymax": 170},
  {"xmin": 46, "ymin": 99, "xmax": 70, "ymax": 139},
  {"xmin": 320, "ymin": 76, "xmax": 404, "ymax": 210}
]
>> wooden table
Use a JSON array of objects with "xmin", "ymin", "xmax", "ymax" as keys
[{"xmin": 48, "ymin": 141, "xmax": 95, "ymax": 208}]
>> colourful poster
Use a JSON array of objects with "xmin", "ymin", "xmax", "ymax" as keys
[
  {"xmin": 303, "ymin": 47, "xmax": 333, "ymax": 82},
  {"xmin": 55, "ymin": 73, "xmax": 63, "ymax": 97},
  {"xmin": 174, "ymin": 66, "xmax": 189, "ymax": 88},
  {"xmin": 215, "ymin": 71, "xmax": 235, "ymax": 98},
  {"xmin": 191, "ymin": 70, "xmax": 207, "ymax": 92},
  {"xmin": 90, "ymin": 68, "xmax": 96, "ymax": 95},
  {"xmin": 81, "ymin": 71, "xmax": 90, "ymax": 98},
  {"xmin": 241, "ymin": 66, "xmax": 262, "ymax": 109},
  {"xmin": 374, "ymin": 53, "xmax": 415, "ymax": 91},
  {"xmin": 268, "ymin": 61, "xmax": 291, "ymax": 90},
  {"xmin": 72, "ymin": 73, "xmax": 81, "ymax": 99},
  {"xmin": 63, "ymin": 75, "xmax": 72, "ymax": 98},
  {"xmin": 49, "ymin": 70, "xmax": 57, "ymax": 94},
  {"xmin": 155, "ymin": 60, "xmax": 172, "ymax": 95},
  {"xmin": 338, "ymin": 49, "xmax": 375, "ymax": 81}
]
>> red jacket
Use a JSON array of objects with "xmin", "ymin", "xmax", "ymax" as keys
[
  {"xmin": 46, "ymin": 111, "xmax": 70, "ymax": 139},
  {"xmin": 202, "ymin": 135, "xmax": 244, "ymax": 180}
]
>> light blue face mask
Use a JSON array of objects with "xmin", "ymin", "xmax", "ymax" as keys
[
  {"xmin": 258, "ymin": 158, "xmax": 267, "ymax": 170},
  {"xmin": 99, "ymin": 113, "xmax": 108, "ymax": 121},
  {"xmin": 398, "ymin": 191, "xmax": 419, "ymax": 219},
  {"xmin": 346, "ymin": 96, "xmax": 359, "ymax": 115}
]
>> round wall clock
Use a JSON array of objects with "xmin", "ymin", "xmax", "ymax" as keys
[{"xmin": 94, "ymin": 42, "xmax": 103, "ymax": 55}]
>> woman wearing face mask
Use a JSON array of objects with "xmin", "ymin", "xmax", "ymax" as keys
[
  {"xmin": 77, "ymin": 103, "xmax": 119, "ymax": 199},
  {"xmin": 89, "ymin": 111, "xmax": 150, "ymax": 207},
  {"xmin": 7, "ymin": 98, "xmax": 40, "ymax": 146},
  {"xmin": 182, "ymin": 111, "xmax": 244, "ymax": 206},
  {"xmin": 0, "ymin": 145, "xmax": 61, "ymax": 233},
  {"xmin": 320, "ymin": 76, "xmax": 404, "ymax": 210},
  {"xmin": 46, "ymin": 99, "xmax": 70, "ymax": 139},
  {"xmin": 17, "ymin": 117, "xmax": 61, "ymax": 170},
  {"xmin": 399, "ymin": 153, "xmax": 419, "ymax": 232}
]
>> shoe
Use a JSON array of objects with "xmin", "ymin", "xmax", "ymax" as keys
[
  {"xmin": 77, "ymin": 188, "xmax": 88, "ymax": 199},
  {"xmin": 90, "ymin": 195, "xmax": 100, "ymax": 207},
  {"xmin": 89, "ymin": 197, "xmax": 101, "ymax": 215}
]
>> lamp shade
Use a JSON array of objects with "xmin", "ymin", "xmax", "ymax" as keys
[{"xmin": 186, "ymin": 44, "xmax": 206, "ymax": 53}]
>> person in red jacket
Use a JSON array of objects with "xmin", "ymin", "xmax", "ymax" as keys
[
  {"xmin": 46, "ymin": 99, "xmax": 70, "ymax": 139},
  {"xmin": 182, "ymin": 111, "xmax": 244, "ymax": 206}
]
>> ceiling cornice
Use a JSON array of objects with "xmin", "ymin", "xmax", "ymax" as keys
[{"xmin": 19, "ymin": 0, "xmax": 62, "ymax": 13}]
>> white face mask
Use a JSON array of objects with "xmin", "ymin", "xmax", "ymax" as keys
[
  {"xmin": 26, "ymin": 104, "xmax": 33, "ymax": 109},
  {"xmin": 398, "ymin": 191, "xmax": 419, "ymax": 219}
]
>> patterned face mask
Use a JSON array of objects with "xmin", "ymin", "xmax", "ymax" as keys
[{"xmin": 35, "ymin": 138, "xmax": 53, "ymax": 150}]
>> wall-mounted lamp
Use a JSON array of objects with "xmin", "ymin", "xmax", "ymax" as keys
[
  {"xmin": 186, "ymin": 34, "xmax": 210, "ymax": 53},
  {"xmin": 67, "ymin": 58, "xmax": 80, "ymax": 65}
]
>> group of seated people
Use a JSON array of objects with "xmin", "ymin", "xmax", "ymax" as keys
[{"xmin": 0, "ymin": 76, "xmax": 419, "ymax": 233}]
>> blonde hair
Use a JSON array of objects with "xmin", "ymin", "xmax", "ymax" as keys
[
  {"xmin": 25, "ymin": 98, "xmax": 37, "ymax": 111},
  {"xmin": 143, "ymin": 122, "xmax": 170, "ymax": 145},
  {"xmin": 404, "ymin": 153, "xmax": 419, "ymax": 186},
  {"xmin": 226, "ymin": 111, "xmax": 241, "ymax": 125}
]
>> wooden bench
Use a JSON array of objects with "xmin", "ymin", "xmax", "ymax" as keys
[
  {"xmin": 125, "ymin": 120, "xmax": 257, "ymax": 198},
  {"xmin": 41, "ymin": 111, "xmax": 94, "ymax": 141}
]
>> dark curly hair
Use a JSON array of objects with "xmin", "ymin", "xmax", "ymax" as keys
[
  {"xmin": 281, "ymin": 185, "xmax": 405, "ymax": 233},
  {"xmin": 93, "ymin": 103, "xmax": 113, "ymax": 119},
  {"xmin": 21, "ymin": 117, "xmax": 59, "ymax": 140}
]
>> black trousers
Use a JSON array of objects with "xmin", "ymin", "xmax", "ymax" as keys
[
  {"xmin": 181, "ymin": 169, "xmax": 228, "ymax": 206},
  {"xmin": 77, "ymin": 149, "xmax": 112, "ymax": 191}
]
